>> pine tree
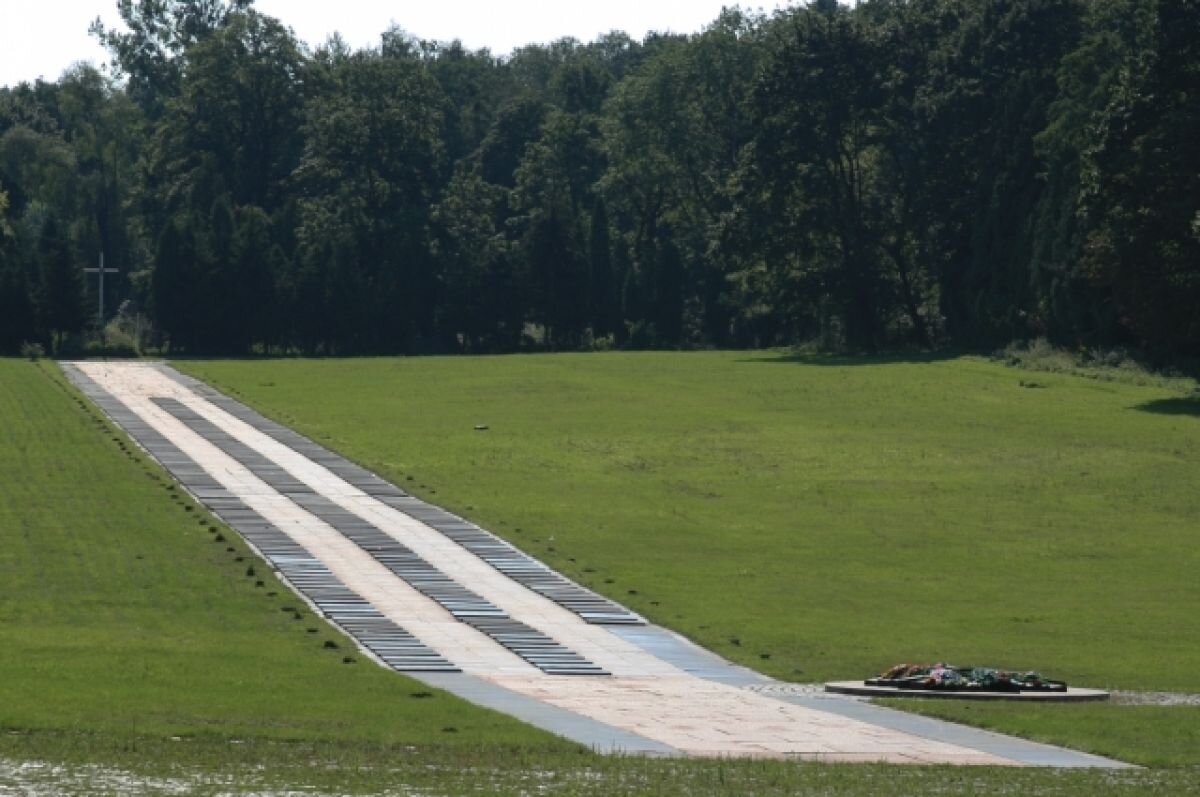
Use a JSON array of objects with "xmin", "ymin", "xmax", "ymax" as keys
[
  {"xmin": 36, "ymin": 214, "xmax": 86, "ymax": 352},
  {"xmin": 588, "ymin": 198, "xmax": 617, "ymax": 338}
]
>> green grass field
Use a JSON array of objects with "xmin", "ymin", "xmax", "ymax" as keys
[
  {"xmin": 182, "ymin": 352, "xmax": 1200, "ymax": 688},
  {"xmin": 2, "ymin": 352, "xmax": 1198, "ymax": 793},
  {"xmin": 3, "ymin": 732, "xmax": 1195, "ymax": 797},
  {"xmin": 0, "ymin": 359, "xmax": 568, "ymax": 749},
  {"xmin": 180, "ymin": 351, "xmax": 1200, "ymax": 769}
]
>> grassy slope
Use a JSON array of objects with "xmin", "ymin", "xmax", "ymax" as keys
[
  {"xmin": 179, "ymin": 351, "xmax": 1200, "ymax": 766},
  {"xmin": 877, "ymin": 700, "xmax": 1200, "ymax": 768},
  {"xmin": 3, "ymin": 735, "xmax": 1197, "ymax": 797},
  {"xmin": 0, "ymin": 354, "xmax": 1194, "ymax": 791},
  {"xmin": 0, "ymin": 358, "xmax": 567, "ymax": 750}
]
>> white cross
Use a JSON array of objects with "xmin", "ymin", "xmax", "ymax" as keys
[{"xmin": 84, "ymin": 253, "xmax": 119, "ymax": 326}]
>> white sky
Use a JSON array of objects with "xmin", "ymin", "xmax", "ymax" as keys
[{"xmin": 1, "ymin": 1, "xmax": 794, "ymax": 88}]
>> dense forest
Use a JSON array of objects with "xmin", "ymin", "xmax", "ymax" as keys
[{"xmin": 0, "ymin": 0, "xmax": 1197, "ymax": 357}]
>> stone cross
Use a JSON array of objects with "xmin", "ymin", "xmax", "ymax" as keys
[{"xmin": 84, "ymin": 253, "xmax": 119, "ymax": 326}]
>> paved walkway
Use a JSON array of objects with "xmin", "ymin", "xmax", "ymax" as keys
[{"xmin": 62, "ymin": 361, "xmax": 1130, "ymax": 767}]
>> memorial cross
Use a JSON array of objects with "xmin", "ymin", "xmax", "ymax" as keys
[{"xmin": 84, "ymin": 253, "xmax": 119, "ymax": 326}]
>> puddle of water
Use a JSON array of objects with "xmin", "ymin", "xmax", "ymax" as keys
[{"xmin": 0, "ymin": 758, "xmax": 354, "ymax": 797}]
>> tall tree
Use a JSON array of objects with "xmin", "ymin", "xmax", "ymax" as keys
[
  {"xmin": 54, "ymin": 65, "xmax": 144, "ymax": 326},
  {"xmin": 92, "ymin": 0, "xmax": 254, "ymax": 116},
  {"xmin": 426, "ymin": 41, "xmax": 511, "ymax": 168},
  {"xmin": 526, "ymin": 208, "xmax": 588, "ymax": 348},
  {"xmin": 588, "ymin": 197, "xmax": 618, "ymax": 338},
  {"xmin": 161, "ymin": 10, "xmax": 305, "ymax": 211},
  {"xmin": 743, "ymin": 4, "xmax": 887, "ymax": 350},
  {"xmin": 231, "ymin": 205, "xmax": 278, "ymax": 351},
  {"xmin": 930, "ymin": 0, "xmax": 1083, "ymax": 344},
  {"xmin": 151, "ymin": 212, "xmax": 204, "ymax": 351},
  {"xmin": 1, "ymin": 0, "xmax": 1193, "ymax": 359},
  {"xmin": 296, "ymin": 48, "xmax": 445, "ymax": 353},
  {"xmin": 0, "ymin": 185, "xmax": 37, "ymax": 352},
  {"xmin": 511, "ymin": 109, "xmax": 601, "ymax": 347},
  {"xmin": 431, "ymin": 166, "xmax": 522, "ymax": 350},
  {"xmin": 36, "ymin": 212, "xmax": 86, "ymax": 350},
  {"xmin": 1029, "ymin": 0, "xmax": 1151, "ymax": 345},
  {"xmin": 1079, "ymin": 0, "xmax": 1200, "ymax": 354}
]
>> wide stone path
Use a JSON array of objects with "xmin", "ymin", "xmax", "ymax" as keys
[{"xmin": 62, "ymin": 361, "xmax": 1129, "ymax": 767}]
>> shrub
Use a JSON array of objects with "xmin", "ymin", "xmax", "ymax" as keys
[{"xmin": 997, "ymin": 338, "xmax": 1198, "ymax": 393}]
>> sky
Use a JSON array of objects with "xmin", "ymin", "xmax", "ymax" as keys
[{"xmin": 0, "ymin": 1, "xmax": 792, "ymax": 88}]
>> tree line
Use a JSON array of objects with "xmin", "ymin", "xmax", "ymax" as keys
[{"xmin": 1, "ymin": 0, "xmax": 1197, "ymax": 357}]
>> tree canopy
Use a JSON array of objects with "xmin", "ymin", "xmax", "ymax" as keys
[{"xmin": 1, "ymin": 0, "xmax": 1197, "ymax": 359}]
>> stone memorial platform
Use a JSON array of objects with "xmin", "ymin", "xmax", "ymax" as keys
[{"xmin": 825, "ymin": 681, "xmax": 1111, "ymax": 702}]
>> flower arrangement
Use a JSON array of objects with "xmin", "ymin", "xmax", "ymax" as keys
[{"xmin": 867, "ymin": 662, "xmax": 1066, "ymax": 692}]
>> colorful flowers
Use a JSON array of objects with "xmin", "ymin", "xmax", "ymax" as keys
[{"xmin": 867, "ymin": 663, "xmax": 1067, "ymax": 692}]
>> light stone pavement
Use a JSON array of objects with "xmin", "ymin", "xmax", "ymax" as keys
[{"xmin": 67, "ymin": 361, "xmax": 1126, "ymax": 766}]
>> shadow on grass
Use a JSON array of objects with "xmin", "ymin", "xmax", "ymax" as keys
[
  {"xmin": 1134, "ymin": 398, "xmax": 1200, "ymax": 417},
  {"xmin": 740, "ymin": 349, "xmax": 965, "ymax": 367}
]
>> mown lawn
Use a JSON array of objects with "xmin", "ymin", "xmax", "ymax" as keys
[
  {"xmin": 181, "ymin": 351, "xmax": 1200, "ymax": 768},
  {"xmin": 2, "ymin": 731, "xmax": 1198, "ymax": 796},
  {"xmin": 0, "ymin": 358, "xmax": 565, "ymax": 749},
  {"xmin": 1, "ymin": 353, "xmax": 1197, "ymax": 793}
]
